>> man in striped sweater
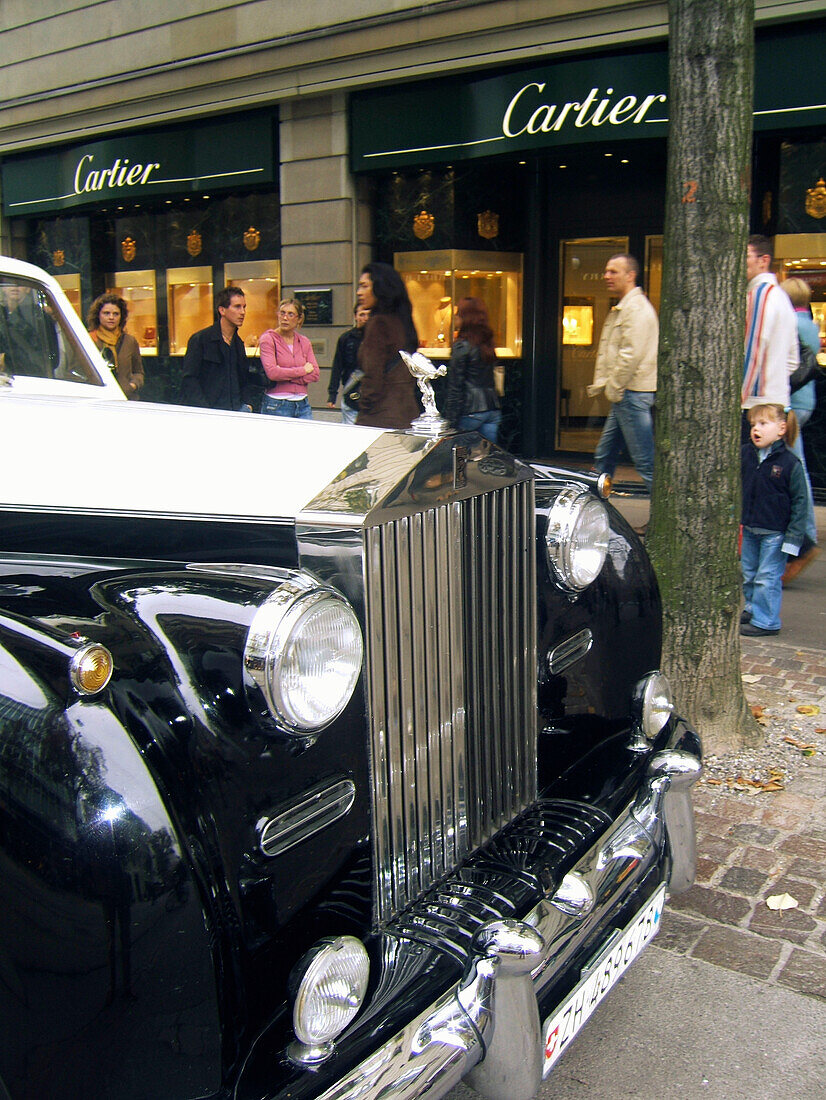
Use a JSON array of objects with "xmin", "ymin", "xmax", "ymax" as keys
[{"xmin": 742, "ymin": 235, "xmax": 798, "ymax": 422}]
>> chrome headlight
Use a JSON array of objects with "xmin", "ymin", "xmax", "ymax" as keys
[
  {"xmin": 289, "ymin": 936, "xmax": 370, "ymax": 1063},
  {"xmin": 545, "ymin": 486, "xmax": 611, "ymax": 591},
  {"xmin": 244, "ymin": 578, "xmax": 363, "ymax": 734},
  {"xmin": 634, "ymin": 671, "xmax": 675, "ymax": 740}
]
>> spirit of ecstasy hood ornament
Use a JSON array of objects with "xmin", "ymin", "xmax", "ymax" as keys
[{"xmin": 399, "ymin": 350, "xmax": 451, "ymax": 436}]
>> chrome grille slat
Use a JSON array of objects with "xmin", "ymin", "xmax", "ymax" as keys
[{"xmin": 366, "ymin": 480, "xmax": 536, "ymax": 924}]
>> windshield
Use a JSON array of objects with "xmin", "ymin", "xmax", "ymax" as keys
[{"xmin": 0, "ymin": 276, "xmax": 103, "ymax": 386}]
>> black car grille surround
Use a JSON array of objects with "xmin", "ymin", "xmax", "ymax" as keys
[{"xmin": 363, "ymin": 480, "xmax": 537, "ymax": 925}]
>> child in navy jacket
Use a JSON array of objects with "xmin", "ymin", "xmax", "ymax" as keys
[{"xmin": 741, "ymin": 404, "xmax": 807, "ymax": 636}]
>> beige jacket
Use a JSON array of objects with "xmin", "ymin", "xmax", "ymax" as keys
[{"xmin": 589, "ymin": 286, "xmax": 658, "ymax": 403}]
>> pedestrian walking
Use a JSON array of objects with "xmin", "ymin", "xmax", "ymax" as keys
[
  {"xmin": 443, "ymin": 296, "xmax": 501, "ymax": 442},
  {"xmin": 354, "ymin": 263, "xmax": 420, "ymax": 429},
  {"xmin": 88, "ymin": 292, "xmax": 145, "ymax": 399},
  {"xmin": 179, "ymin": 286, "xmax": 261, "ymax": 412},
  {"xmin": 327, "ymin": 302, "xmax": 369, "ymax": 424},
  {"xmin": 588, "ymin": 253, "xmax": 658, "ymax": 495}
]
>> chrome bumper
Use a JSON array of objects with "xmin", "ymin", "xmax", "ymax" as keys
[{"xmin": 316, "ymin": 739, "xmax": 702, "ymax": 1100}]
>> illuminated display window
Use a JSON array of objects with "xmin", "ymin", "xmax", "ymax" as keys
[
  {"xmin": 167, "ymin": 267, "xmax": 213, "ymax": 355},
  {"xmin": 106, "ymin": 270, "xmax": 158, "ymax": 355},
  {"xmin": 224, "ymin": 259, "xmax": 281, "ymax": 356}
]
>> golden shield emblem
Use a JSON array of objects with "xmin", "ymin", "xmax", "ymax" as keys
[
  {"xmin": 52, "ymin": 250, "xmax": 65, "ymax": 268},
  {"xmin": 413, "ymin": 210, "xmax": 435, "ymax": 240},
  {"xmin": 187, "ymin": 230, "xmax": 203, "ymax": 257},
  {"xmin": 477, "ymin": 210, "xmax": 499, "ymax": 240},
  {"xmin": 805, "ymin": 178, "xmax": 826, "ymax": 220},
  {"xmin": 243, "ymin": 226, "xmax": 261, "ymax": 251},
  {"xmin": 121, "ymin": 237, "xmax": 136, "ymax": 263}
]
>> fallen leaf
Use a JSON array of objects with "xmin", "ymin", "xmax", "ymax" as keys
[
  {"xmin": 797, "ymin": 704, "xmax": 821, "ymax": 716},
  {"xmin": 766, "ymin": 893, "xmax": 798, "ymax": 912},
  {"xmin": 816, "ymin": 728, "xmax": 826, "ymax": 735},
  {"xmin": 760, "ymin": 781, "xmax": 784, "ymax": 792},
  {"xmin": 742, "ymin": 674, "xmax": 761, "ymax": 684},
  {"xmin": 706, "ymin": 778, "xmax": 724, "ymax": 785},
  {"xmin": 750, "ymin": 704, "xmax": 766, "ymax": 718},
  {"xmin": 783, "ymin": 736, "xmax": 817, "ymax": 750}
]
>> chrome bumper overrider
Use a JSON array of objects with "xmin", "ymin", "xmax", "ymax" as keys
[{"xmin": 316, "ymin": 737, "xmax": 701, "ymax": 1100}]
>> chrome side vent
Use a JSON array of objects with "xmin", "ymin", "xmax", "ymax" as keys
[
  {"xmin": 257, "ymin": 778, "xmax": 356, "ymax": 857},
  {"xmin": 548, "ymin": 629, "xmax": 594, "ymax": 676},
  {"xmin": 364, "ymin": 480, "xmax": 537, "ymax": 925}
]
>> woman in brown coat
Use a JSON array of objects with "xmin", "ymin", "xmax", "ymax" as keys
[
  {"xmin": 87, "ymin": 293, "xmax": 145, "ymax": 399},
  {"xmin": 355, "ymin": 262, "xmax": 420, "ymax": 429}
]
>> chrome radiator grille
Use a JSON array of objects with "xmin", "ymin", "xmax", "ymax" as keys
[{"xmin": 364, "ymin": 480, "xmax": 537, "ymax": 925}]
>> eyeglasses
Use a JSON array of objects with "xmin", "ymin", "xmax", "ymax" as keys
[{"xmin": 279, "ymin": 309, "xmax": 299, "ymax": 317}]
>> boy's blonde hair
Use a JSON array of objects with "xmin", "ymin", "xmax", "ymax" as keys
[{"xmin": 747, "ymin": 403, "xmax": 799, "ymax": 447}]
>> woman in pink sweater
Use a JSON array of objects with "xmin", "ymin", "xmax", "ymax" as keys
[{"xmin": 259, "ymin": 298, "xmax": 319, "ymax": 418}]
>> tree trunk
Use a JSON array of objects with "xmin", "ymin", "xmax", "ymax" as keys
[{"xmin": 648, "ymin": 0, "xmax": 760, "ymax": 753}]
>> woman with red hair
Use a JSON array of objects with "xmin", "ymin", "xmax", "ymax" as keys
[{"xmin": 443, "ymin": 296, "xmax": 501, "ymax": 442}]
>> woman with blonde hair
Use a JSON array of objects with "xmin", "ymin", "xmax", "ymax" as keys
[
  {"xmin": 87, "ymin": 292, "xmax": 144, "ymax": 398},
  {"xmin": 781, "ymin": 276, "xmax": 820, "ymax": 577},
  {"xmin": 258, "ymin": 297, "xmax": 319, "ymax": 418}
]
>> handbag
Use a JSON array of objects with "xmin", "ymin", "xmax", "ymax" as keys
[
  {"xmin": 342, "ymin": 369, "xmax": 365, "ymax": 410},
  {"xmin": 790, "ymin": 337, "xmax": 822, "ymax": 393}
]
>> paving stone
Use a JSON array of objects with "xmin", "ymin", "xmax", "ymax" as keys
[
  {"xmin": 698, "ymin": 836, "xmax": 740, "ymax": 863},
  {"xmin": 748, "ymin": 904, "xmax": 818, "ymax": 944},
  {"xmin": 669, "ymin": 885, "xmax": 752, "ymax": 925},
  {"xmin": 766, "ymin": 877, "xmax": 817, "ymax": 908},
  {"xmin": 727, "ymin": 823, "xmax": 780, "ymax": 846},
  {"xmin": 718, "ymin": 866, "xmax": 770, "ymax": 895},
  {"xmin": 693, "ymin": 857, "xmax": 718, "ymax": 883},
  {"xmin": 693, "ymin": 810, "xmax": 734, "ymax": 836},
  {"xmin": 741, "ymin": 846, "xmax": 784, "ymax": 874},
  {"xmin": 690, "ymin": 925, "xmax": 782, "ymax": 980},
  {"xmin": 779, "ymin": 835, "xmax": 826, "ymax": 862},
  {"xmin": 762, "ymin": 805, "xmax": 812, "ymax": 829},
  {"xmin": 788, "ymin": 855, "xmax": 826, "ymax": 881},
  {"xmin": 777, "ymin": 948, "xmax": 826, "ymax": 1000},
  {"xmin": 656, "ymin": 909, "xmax": 705, "ymax": 954}
]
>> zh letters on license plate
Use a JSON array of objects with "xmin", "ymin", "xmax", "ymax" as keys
[{"xmin": 543, "ymin": 884, "xmax": 666, "ymax": 1074}]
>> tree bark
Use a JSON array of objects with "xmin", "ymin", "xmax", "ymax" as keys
[{"xmin": 648, "ymin": 0, "xmax": 760, "ymax": 753}]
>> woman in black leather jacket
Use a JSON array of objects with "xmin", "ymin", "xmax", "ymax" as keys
[{"xmin": 443, "ymin": 296, "xmax": 501, "ymax": 442}]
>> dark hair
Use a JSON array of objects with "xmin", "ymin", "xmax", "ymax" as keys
[
  {"xmin": 456, "ymin": 296, "xmax": 496, "ymax": 362},
  {"xmin": 361, "ymin": 262, "xmax": 418, "ymax": 352},
  {"xmin": 748, "ymin": 234, "xmax": 773, "ymax": 262},
  {"xmin": 87, "ymin": 292, "xmax": 128, "ymax": 330},
  {"xmin": 609, "ymin": 253, "xmax": 640, "ymax": 282},
  {"xmin": 216, "ymin": 285, "xmax": 245, "ymax": 312}
]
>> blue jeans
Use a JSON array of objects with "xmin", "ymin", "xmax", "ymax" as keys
[
  {"xmin": 741, "ymin": 527, "xmax": 786, "ymax": 631},
  {"xmin": 341, "ymin": 403, "xmax": 358, "ymax": 425},
  {"xmin": 787, "ymin": 409, "xmax": 817, "ymax": 547},
  {"xmin": 594, "ymin": 390, "xmax": 655, "ymax": 492},
  {"xmin": 457, "ymin": 409, "xmax": 501, "ymax": 443},
  {"xmin": 261, "ymin": 395, "xmax": 312, "ymax": 419}
]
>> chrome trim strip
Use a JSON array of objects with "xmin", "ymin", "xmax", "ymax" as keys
[
  {"xmin": 548, "ymin": 629, "xmax": 594, "ymax": 676},
  {"xmin": 257, "ymin": 779, "xmax": 356, "ymax": 857}
]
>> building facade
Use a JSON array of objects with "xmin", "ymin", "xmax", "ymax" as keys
[{"xmin": 1, "ymin": 0, "xmax": 824, "ymax": 488}]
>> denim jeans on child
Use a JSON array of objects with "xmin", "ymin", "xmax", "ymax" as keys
[
  {"xmin": 741, "ymin": 526, "xmax": 787, "ymax": 631},
  {"xmin": 594, "ymin": 390, "xmax": 654, "ymax": 492}
]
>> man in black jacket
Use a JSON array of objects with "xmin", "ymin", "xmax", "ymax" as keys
[
  {"xmin": 327, "ymin": 303, "xmax": 369, "ymax": 423},
  {"xmin": 179, "ymin": 287, "xmax": 262, "ymax": 411}
]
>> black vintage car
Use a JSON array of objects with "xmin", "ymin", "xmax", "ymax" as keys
[{"xmin": 0, "ymin": 257, "xmax": 701, "ymax": 1100}]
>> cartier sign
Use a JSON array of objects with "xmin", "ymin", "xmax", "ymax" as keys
[
  {"xmin": 1, "ymin": 111, "xmax": 275, "ymax": 216},
  {"xmin": 501, "ymin": 84, "xmax": 667, "ymax": 138}
]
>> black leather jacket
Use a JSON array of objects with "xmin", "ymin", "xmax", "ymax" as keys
[{"xmin": 444, "ymin": 339, "xmax": 500, "ymax": 425}]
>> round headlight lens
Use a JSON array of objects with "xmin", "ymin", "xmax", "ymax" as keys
[
  {"xmin": 636, "ymin": 671, "xmax": 674, "ymax": 740},
  {"xmin": 292, "ymin": 936, "xmax": 370, "ymax": 1047},
  {"xmin": 545, "ymin": 487, "xmax": 611, "ymax": 591},
  {"xmin": 245, "ymin": 581, "xmax": 363, "ymax": 733}
]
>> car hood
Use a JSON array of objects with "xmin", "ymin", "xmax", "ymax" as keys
[{"xmin": 0, "ymin": 395, "xmax": 387, "ymax": 523}]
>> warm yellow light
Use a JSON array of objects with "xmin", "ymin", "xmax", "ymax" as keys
[{"xmin": 70, "ymin": 644, "xmax": 114, "ymax": 695}]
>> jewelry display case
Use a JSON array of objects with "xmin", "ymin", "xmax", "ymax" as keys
[
  {"xmin": 394, "ymin": 250, "xmax": 523, "ymax": 357},
  {"xmin": 53, "ymin": 273, "xmax": 82, "ymax": 321},
  {"xmin": 105, "ymin": 269, "xmax": 158, "ymax": 355},
  {"xmin": 167, "ymin": 266, "xmax": 213, "ymax": 355},
  {"xmin": 224, "ymin": 259, "xmax": 281, "ymax": 356}
]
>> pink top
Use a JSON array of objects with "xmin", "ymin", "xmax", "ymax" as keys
[{"xmin": 259, "ymin": 329, "xmax": 320, "ymax": 396}]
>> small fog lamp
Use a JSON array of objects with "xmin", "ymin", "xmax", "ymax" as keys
[
  {"xmin": 634, "ymin": 671, "xmax": 674, "ymax": 741},
  {"xmin": 69, "ymin": 643, "xmax": 113, "ymax": 695},
  {"xmin": 289, "ymin": 936, "xmax": 370, "ymax": 1065}
]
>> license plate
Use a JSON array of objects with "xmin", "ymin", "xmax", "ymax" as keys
[{"xmin": 542, "ymin": 884, "xmax": 666, "ymax": 1074}]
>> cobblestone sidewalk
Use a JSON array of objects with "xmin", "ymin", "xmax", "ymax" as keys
[{"xmin": 661, "ymin": 639, "xmax": 826, "ymax": 1000}]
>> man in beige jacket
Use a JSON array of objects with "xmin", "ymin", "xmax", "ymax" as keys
[{"xmin": 587, "ymin": 254, "xmax": 658, "ymax": 493}]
